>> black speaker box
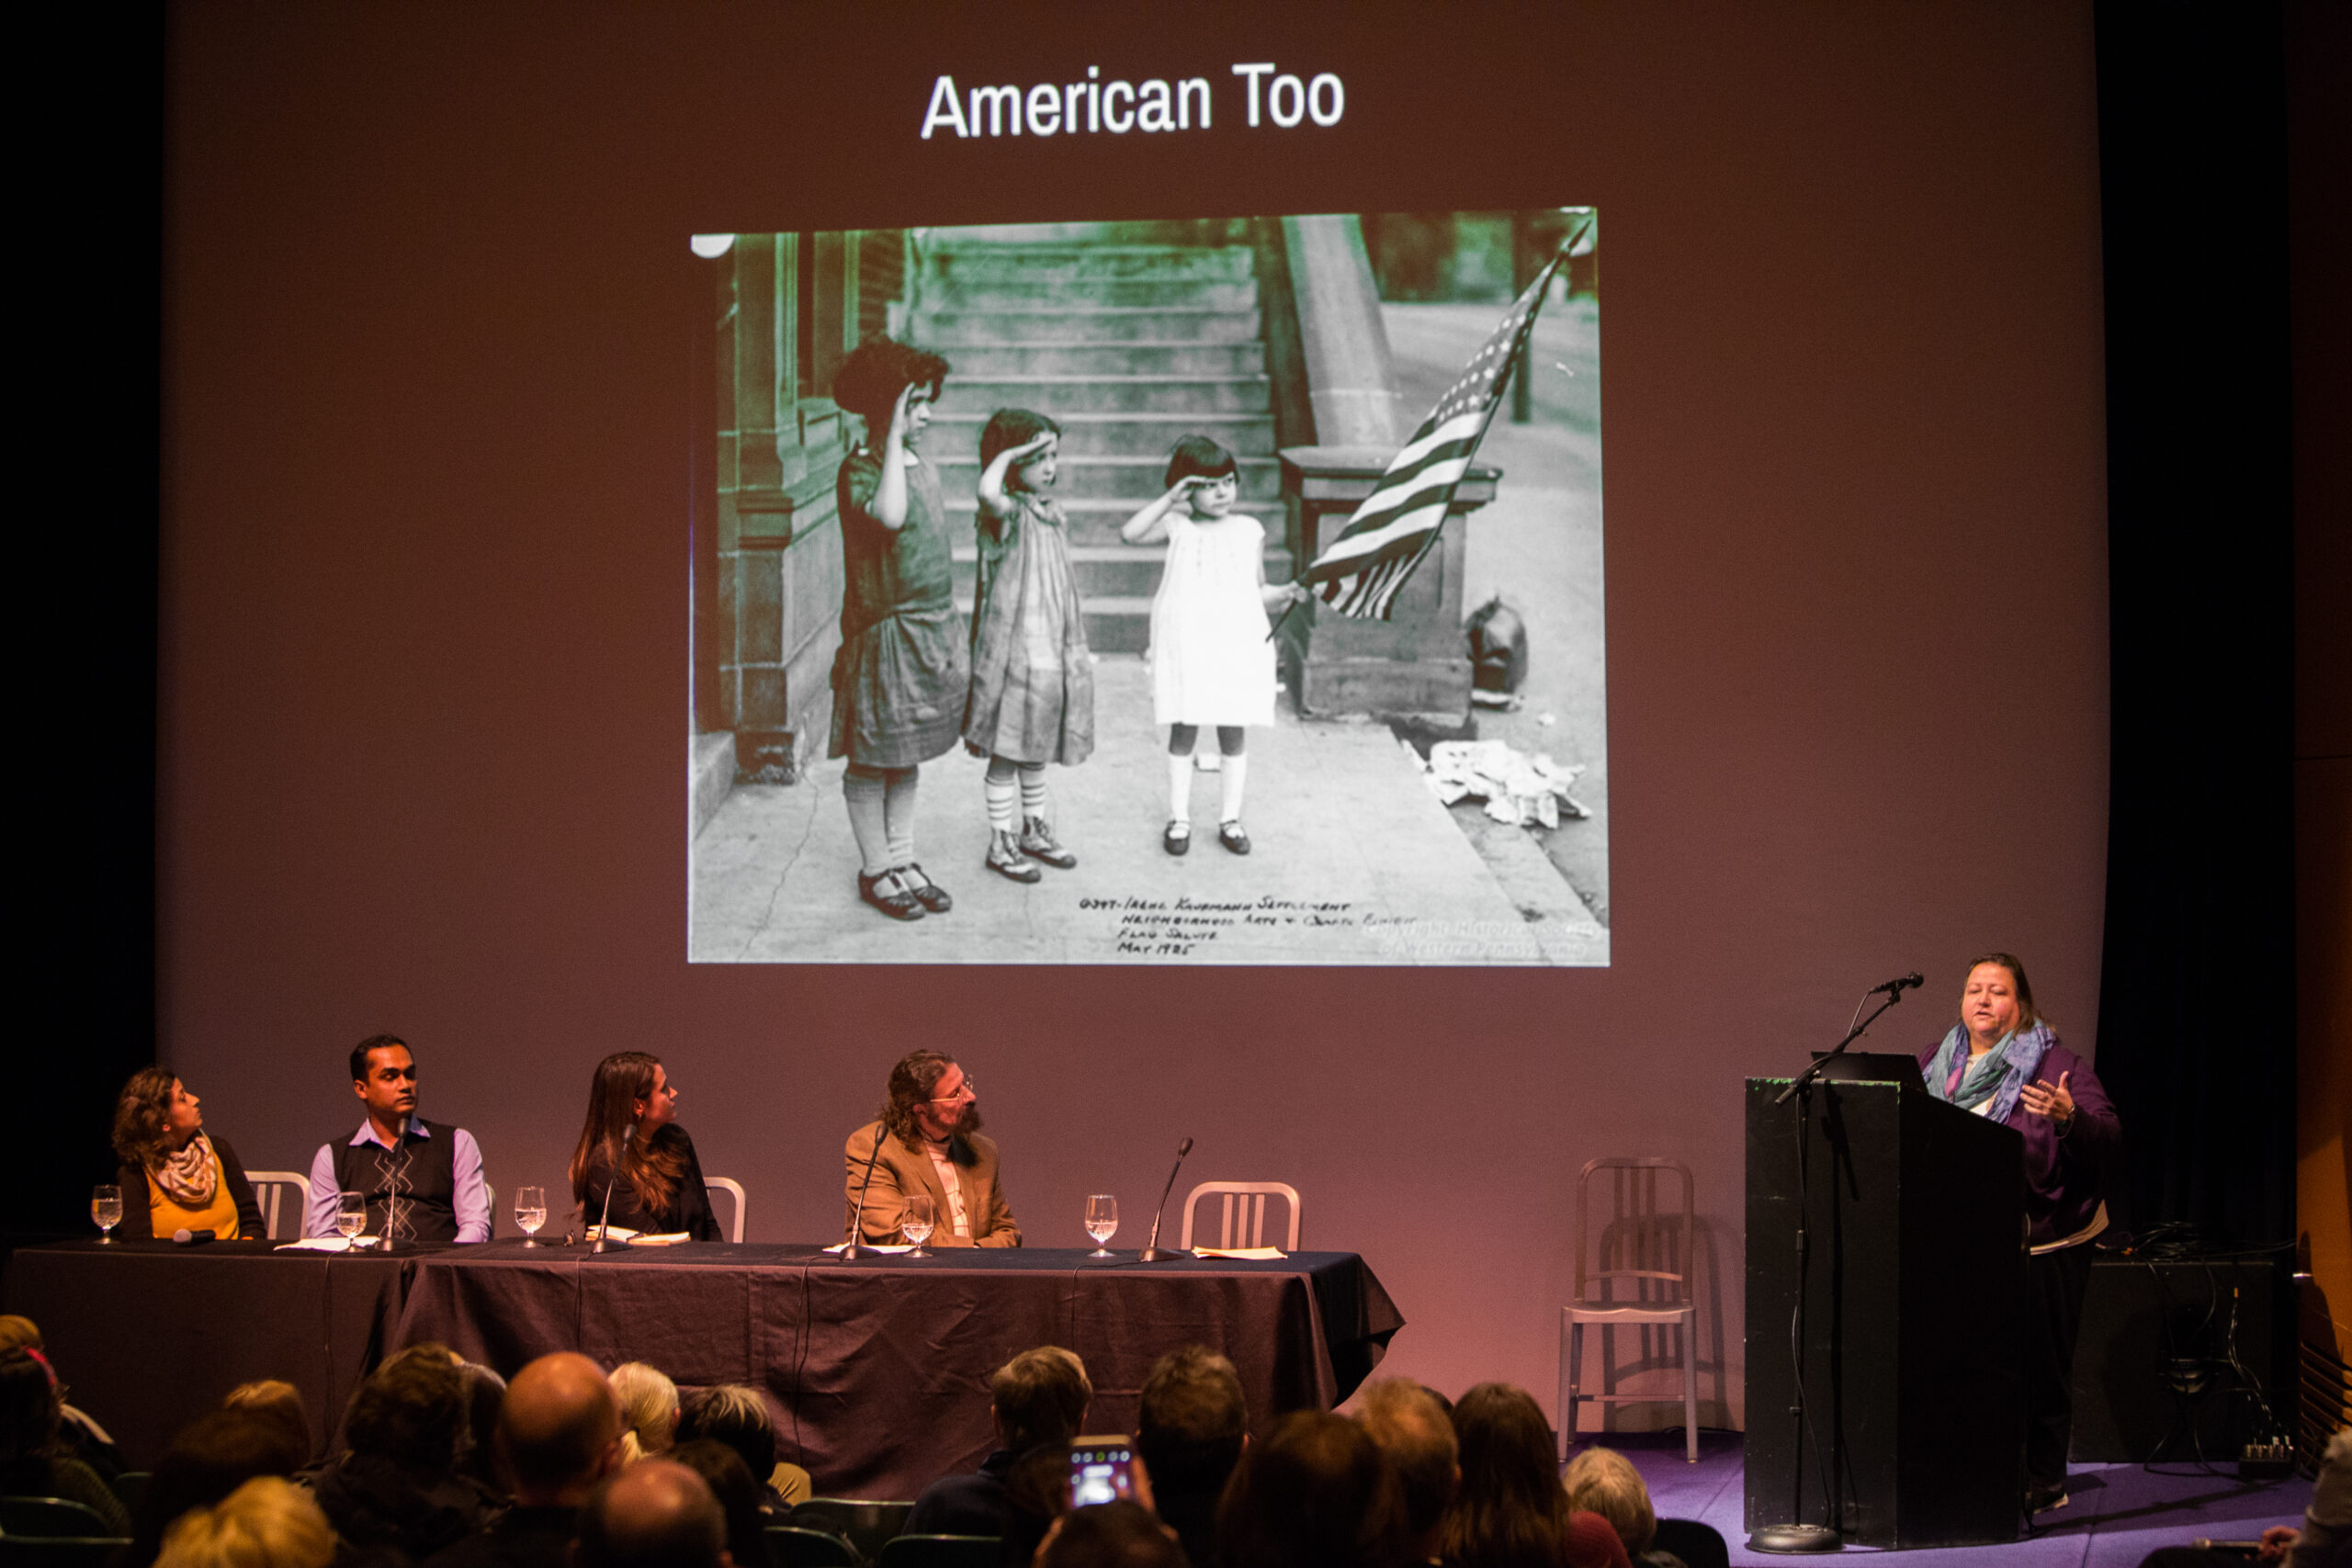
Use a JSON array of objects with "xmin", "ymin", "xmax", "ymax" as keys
[{"xmin": 2070, "ymin": 1256, "xmax": 2297, "ymax": 1463}]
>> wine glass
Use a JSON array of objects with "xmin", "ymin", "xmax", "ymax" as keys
[
  {"xmin": 514, "ymin": 1185, "xmax": 547, "ymax": 1247},
  {"xmin": 901, "ymin": 1194, "xmax": 935, "ymax": 1258},
  {"xmin": 91, "ymin": 1184, "xmax": 122, "ymax": 1244},
  {"xmin": 336, "ymin": 1190, "xmax": 368, "ymax": 1249},
  {"xmin": 1084, "ymin": 1194, "xmax": 1118, "ymax": 1258}
]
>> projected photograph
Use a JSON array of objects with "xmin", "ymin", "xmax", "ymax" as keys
[{"xmin": 688, "ymin": 212, "xmax": 1608, "ymax": 965}]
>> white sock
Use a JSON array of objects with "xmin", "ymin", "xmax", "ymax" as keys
[
  {"xmin": 1167, "ymin": 752, "xmax": 1193, "ymax": 825},
  {"xmin": 1018, "ymin": 765, "xmax": 1048, "ymax": 824},
  {"xmin": 883, "ymin": 766, "xmax": 919, "ymax": 867},
  {"xmin": 1219, "ymin": 752, "xmax": 1250, "ymax": 824},
  {"xmin": 984, "ymin": 772, "xmax": 1018, "ymax": 833},
  {"xmin": 842, "ymin": 771, "xmax": 890, "ymax": 877}
]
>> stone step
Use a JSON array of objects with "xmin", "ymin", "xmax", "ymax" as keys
[
  {"xmin": 929, "ymin": 454, "xmax": 1284, "ymax": 502},
  {"xmin": 915, "ymin": 276, "xmax": 1260, "ymax": 312},
  {"xmin": 947, "ymin": 541, "xmax": 1295, "ymax": 600},
  {"xmin": 913, "ymin": 306, "xmax": 1262, "ymax": 344},
  {"xmin": 920, "ymin": 243, "xmax": 1254, "ymax": 287},
  {"xmin": 939, "ymin": 219, "xmax": 1252, "ymax": 247},
  {"xmin": 928, "ymin": 410, "xmax": 1272, "ymax": 457},
  {"xmin": 943, "ymin": 341, "xmax": 1267, "ymax": 378},
  {"xmin": 934, "ymin": 374, "xmax": 1272, "ymax": 417}
]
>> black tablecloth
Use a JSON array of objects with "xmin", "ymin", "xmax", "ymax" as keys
[{"xmin": 3, "ymin": 1240, "xmax": 1402, "ymax": 1495}]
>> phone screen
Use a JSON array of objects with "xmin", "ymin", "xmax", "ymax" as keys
[{"xmin": 1067, "ymin": 1436, "xmax": 1138, "ymax": 1508}]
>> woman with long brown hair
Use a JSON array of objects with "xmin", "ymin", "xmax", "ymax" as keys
[
  {"xmin": 111, "ymin": 1066, "xmax": 265, "ymax": 1240},
  {"xmin": 568, "ymin": 1052, "xmax": 721, "ymax": 1241},
  {"xmin": 1440, "ymin": 1383, "xmax": 1629, "ymax": 1568}
]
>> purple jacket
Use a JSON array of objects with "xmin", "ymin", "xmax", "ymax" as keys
[{"xmin": 1917, "ymin": 1038, "xmax": 2119, "ymax": 1247}]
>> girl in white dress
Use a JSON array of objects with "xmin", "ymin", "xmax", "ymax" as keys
[{"xmin": 1119, "ymin": 436, "xmax": 1307, "ymax": 855}]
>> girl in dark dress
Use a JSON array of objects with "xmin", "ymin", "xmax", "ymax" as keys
[
  {"xmin": 568, "ymin": 1052, "xmax": 721, "ymax": 1241},
  {"xmin": 830, "ymin": 335, "xmax": 966, "ymax": 921}
]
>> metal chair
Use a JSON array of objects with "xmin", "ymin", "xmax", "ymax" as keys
[
  {"xmin": 1558, "ymin": 1156, "xmax": 1700, "ymax": 1462},
  {"xmin": 243, "ymin": 1170, "xmax": 312, "ymax": 1240},
  {"xmin": 0, "ymin": 1497, "xmax": 117, "ymax": 1537},
  {"xmin": 765, "ymin": 1526, "xmax": 859, "ymax": 1568},
  {"xmin": 0, "ymin": 1539, "xmax": 130, "ymax": 1567},
  {"xmin": 790, "ymin": 1499, "xmax": 912, "ymax": 1561},
  {"xmin": 707, "ymin": 1178, "xmax": 748, "ymax": 1244},
  {"xmin": 1179, "ymin": 1182, "xmax": 1301, "ymax": 1251},
  {"xmin": 874, "ymin": 1538, "xmax": 999, "ymax": 1568}
]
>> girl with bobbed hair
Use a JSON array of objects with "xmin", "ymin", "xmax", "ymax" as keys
[
  {"xmin": 827, "ymin": 333, "xmax": 969, "ymax": 923},
  {"xmin": 111, "ymin": 1065, "xmax": 265, "ymax": 1240},
  {"xmin": 1217, "ymin": 1408, "xmax": 1409, "ymax": 1568},
  {"xmin": 156, "ymin": 1476, "xmax": 335, "ymax": 1568},
  {"xmin": 569, "ymin": 1052, "xmax": 721, "ymax": 1241}
]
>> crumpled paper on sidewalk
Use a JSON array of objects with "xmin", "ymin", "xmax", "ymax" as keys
[{"xmin": 1416, "ymin": 739, "xmax": 1590, "ymax": 829}]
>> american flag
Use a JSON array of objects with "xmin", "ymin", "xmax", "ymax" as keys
[{"xmin": 1299, "ymin": 231, "xmax": 1581, "ymax": 620}]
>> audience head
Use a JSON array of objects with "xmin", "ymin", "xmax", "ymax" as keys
[
  {"xmin": 991, "ymin": 1346, "xmax": 1091, "ymax": 1455},
  {"xmin": 1136, "ymin": 1345, "xmax": 1247, "ymax": 1498},
  {"xmin": 221, "ymin": 1382, "xmax": 313, "ymax": 1464},
  {"xmin": 1038, "ymin": 1499, "xmax": 1187, "ymax": 1568},
  {"xmin": 1217, "ymin": 1409, "xmax": 1408, "ymax": 1568},
  {"xmin": 1562, "ymin": 1445, "xmax": 1657, "ymax": 1557},
  {"xmin": 1356, "ymin": 1379, "xmax": 1460, "ymax": 1546},
  {"xmin": 577, "ymin": 1460, "xmax": 729, "ymax": 1568},
  {"xmin": 498, "ymin": 1352, "xmax": 623, "ymax": 1506},
  {"xmin": 0, "ymin": 1345, "xmax": 62, "ymax": 1464},
  {"xmin": 667, "ymin": 1440, "xmax": 770, "ymax": 1568},
  {"xmin": 343, "ymin": 1342, "xmax": 468, "ymax": 1474},
  {"xmin": 128, "ymin": 1406, "xmax": 314, "ymax": 1568},
  {"xmin": 1442, "ymin": 1382, "xmax": 1566, "ymax": 1568},
  {"xmin": 156, "ymin": 1476, "xmax": 335, "ymax": 1568},
  {"xmin": 0, "ymin": 1315, "xmax": 40, "ymax": 1354},
  {"xmin": 611, "ymin": 1362, "xmax": 682, "ymax": 1463},
  {"xmin": 676, "ymin": 1385, "xmax": 775, "ymax": 1486}
]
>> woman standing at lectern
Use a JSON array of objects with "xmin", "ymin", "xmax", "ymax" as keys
[
  {"xmin": 569, "ymin": 1052, "xmax": 721, "ymax": 1241},
  {"xmin": 1918, "ymin": 953, "xmax": 2120, "ymax": 1518}
]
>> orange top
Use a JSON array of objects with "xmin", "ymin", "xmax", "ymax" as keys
[{"xmin": 146, "ymin": 1168, "xmax": 240, "ymax": 1239}]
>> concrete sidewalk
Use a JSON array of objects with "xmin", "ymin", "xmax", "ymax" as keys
[{"xmin": 691, "ymin": 656, "xmax": 1608, "ymax": 966}]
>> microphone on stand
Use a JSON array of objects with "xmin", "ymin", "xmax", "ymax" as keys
[
  {"xmin": 593, "ymin": 1122, "xmax": 635, "ymax": 1254},
  {"xmin": 1137, "ymin": 1137, "xmax": 1195, "ymax": 1262},
  {"xmin": 1868, "ymin": 972, "xmax": 1925, "ymax": 997},
  {"xmin": 842, "ymin": 1122, "xmax": 888, "ymax": 1260}
]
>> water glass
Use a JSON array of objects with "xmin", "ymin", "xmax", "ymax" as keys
[
  {"xmin": 91, "ymin": 1184, "xmax": 122, "ymax": 1243},
  {"xmin": 902, "ymin": 1193, "xmax": 935, "ymax": 1257},
  {"xmin": 336, "ymin": 1190, "xmax": 368, "ymax": 1248},
  {"xmin": 1084, "ymin": 1194, "xmax": 1118, "ymax": 1257},
  {"xmin": 515, "ymin": 1185, "xmax": 547, "ymax": 1247}
]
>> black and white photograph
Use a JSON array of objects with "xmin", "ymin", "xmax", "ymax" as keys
[{"xmin": 688, "ymin": 211, "xmax": 1608, "ymax": 965}]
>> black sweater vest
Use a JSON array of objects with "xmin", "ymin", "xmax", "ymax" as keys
[{"xmin": 332, "ymin": 1118, "xmax": 461, "ymax": 1243}]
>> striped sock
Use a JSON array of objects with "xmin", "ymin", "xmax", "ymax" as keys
[
  {"xmin": 1018, "ymin": 765, "xmax": 1048, "ymax": 823},
  {"xmin": 984, "ymin": 773, "xmax": 1018, "ymax": 833}
]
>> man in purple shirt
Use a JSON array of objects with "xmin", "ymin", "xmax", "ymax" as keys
[{"xmin": 304, "ymin": 1034, "xmax": 491, "ymax": 1245}]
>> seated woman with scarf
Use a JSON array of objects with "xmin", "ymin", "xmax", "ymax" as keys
[
  {"xmin": 110, "ymin": 1066, "xmax": 265, "ymax": 1240},
  {"xmin": 568, "ymin": 1051, "xmax": 722, "ymax": 1242},
  {"xmin": 1918, "ymin": 952, "xmax": 2120, "ymax": 1519}
]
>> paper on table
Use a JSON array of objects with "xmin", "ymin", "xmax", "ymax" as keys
[
  {"xmin": 1192, "ymin": 1247, "xmax": 1285, "ymax": 1260},
  {"xmin": 627, "ymin": 1233, "xmax": 693, "ymax": 1247},
  {"xmin": 821, "ymin": 1242, "xmax": 914, "ymax": 1254},
  {"xmin": 584, "ymin": 1225, "xmax": 639, "ymax": 1243},
  {"xmin": 275, "ymin": 1236, "xmax": 376, "ymax": 1252}
]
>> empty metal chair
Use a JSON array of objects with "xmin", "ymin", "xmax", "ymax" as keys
[
  {"xmin": 707, "ymin": 1178, "xmax": 748, "ymax": 1244},
  {"xmin": 0, "ymin": 1497, "xmax": 119, "ymax": 1538},
  {"xmin": 873, "ymin": 1536, "xmax": 1000, "ymax": 1568},
  {"xmin": 243, "ymin": 1170, "xmax": 312, "ymax": 1241},
  {"xmin": 790, "ymin": 1499, "xmax": 913, "ymax": 1561},
  {"xmin": 766, "ymin": 1525, "xmax": 859, "ymax": 1568},
  {"xmin": 1179, "ymin": 1182, "xmax": 1301, "ymax": 1251},
  {"xmin": 1558, "ymin": 1156, "xmax": 1700, "ymax": 1462}
]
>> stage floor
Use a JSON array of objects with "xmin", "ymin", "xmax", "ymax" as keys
[{"xmin": 1608, "ymin": 1433, "xmax": 2316, "ymax": 1567}]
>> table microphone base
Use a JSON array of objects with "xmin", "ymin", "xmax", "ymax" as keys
[
  {"xmin": 1136, "ymin": 1246, "xmax": 1188, "ymax": 1262},
  {"xmin": 1748, "ymin": 1526, "xmax": 1842, "ymax": 1553}
]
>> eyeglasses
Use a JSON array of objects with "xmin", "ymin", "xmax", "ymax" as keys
[{"xmin": 928, "ymin": 1074, "xmax": 976, "ymax": 1104}]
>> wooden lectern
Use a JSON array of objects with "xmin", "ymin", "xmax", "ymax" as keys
[{"xmin": 1744, "ymin": 1075, "xmax": 2028, "ymax": 1549}]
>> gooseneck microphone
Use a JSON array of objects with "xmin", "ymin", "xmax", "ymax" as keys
[
  {"xmin": 842, "ymin": 1122, "xmax": 888, "ymax": 1260},
  {"xmin": 1138, "ymin": 1137, "xmax": 1195, "ymax": 1262},
  {"xmin": 1868, "ymin": 972, "xmax": 1925, "ymax": 997},
  {"xmin": 592, "ymin": 1122, "xmax": 635, "ymax": 1254}
]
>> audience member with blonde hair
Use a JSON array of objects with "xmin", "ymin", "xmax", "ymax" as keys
[
  {"xmin": 609, "ymin": 1363, "xmax": 680, "ymax": 1465},
  {"xmin": 157, "ymin": 1476, "xmax": 335, "ymax": 1568},
  {"xmin": 675, "ymin": 1384, "xmax": 811, "ymax": 1510},
  {"xmin": 1564, "ymin": 1446, "xmax": 1683, "ymax": 1568},
  {"xmin": 1357, "ymin": 1380, "xmax": 1459, "ymax": 1568},
  {"xmin": 222, "ymin": 1382, "xmax": 313, "ymax": 1468}
]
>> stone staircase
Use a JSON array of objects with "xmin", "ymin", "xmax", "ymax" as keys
[{"xmin": 910, "ymin": 222, "xmax": 1290, "ymax": 654}]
